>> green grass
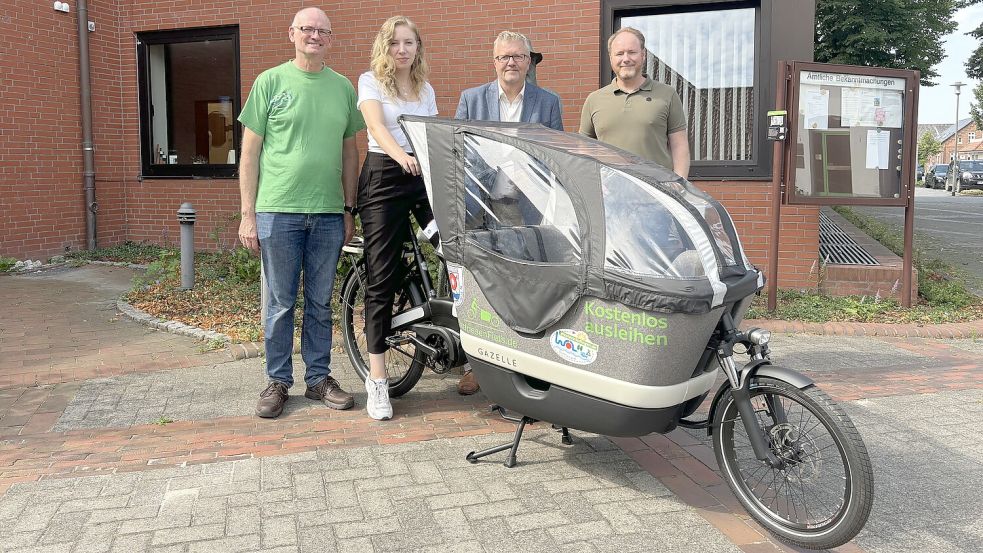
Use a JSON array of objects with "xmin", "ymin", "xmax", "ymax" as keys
[
  {"xmin": 832, "ymin": 206, "xmax": 976, "ymax": 309},
  {"xmin": 66, "ymin": 241, "xmax": 170, "ymax": 265},
  {"xmin": 0, "ymin": 256, "xmax": 16, "ymax": 272},
  {"xmin": 746, "ymin": 207, "xmax": 983, "ymax": 323},
  {"xmin": 746, "ymin": 289, "xmax": 982, "ymax": 324}
]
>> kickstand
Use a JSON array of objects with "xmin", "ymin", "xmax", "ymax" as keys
[
  {"xmin": 552, "ymin": 424, "xmax": 573, "ymax": 445},
  {"xmin": 465, "ymin": 406, "xmax": 575, "ymax": 468},
  {"xmin": 466, "ymin": 414, "xmax": 534, "ymax": 468}
]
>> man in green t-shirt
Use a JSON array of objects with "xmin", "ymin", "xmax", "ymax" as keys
[
  {"xmin": 580, "ymin": 27, "xmax": 690, "ymax": 179},
  {"xmin": 237, "ymin": 7, "xmax": 366, "ymax": 419}
]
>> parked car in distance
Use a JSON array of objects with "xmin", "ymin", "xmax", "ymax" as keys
[
  {"xmin": 916, "ymin": 164, "xmax": 924, "ymax": 182},
  {"xmin": 949, "ymin": 159, "xmax": 983, "ymax": 192},
  {"xmin": 930, "ymin": 165, "xmax": 948, "ymax": 189}
]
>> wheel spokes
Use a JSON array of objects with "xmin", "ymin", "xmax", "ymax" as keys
[{"xmin": 725, "ymin": 390, "xmax": 849, "ymax": 530}]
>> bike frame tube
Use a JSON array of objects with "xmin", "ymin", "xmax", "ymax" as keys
[
  {"xmin": 407, "ymin": 222, "xmax": 437, "ymax": 299},
  {"xmin": 385, "ymin": 222, "xmax": 452, "ymax": 333}
]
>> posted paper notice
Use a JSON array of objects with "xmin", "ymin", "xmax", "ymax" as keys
[{"xmin": 865, "ymin": 130, "xmax": 890, "ymax": 170}]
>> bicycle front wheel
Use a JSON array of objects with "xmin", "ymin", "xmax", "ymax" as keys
[
  {"xmin": 340, "ymin": 263, "xmax": 425, "ymax": 397},
  {"xmin": 712, "ymin": 376, "xmax": 873, "ymax": 550}
]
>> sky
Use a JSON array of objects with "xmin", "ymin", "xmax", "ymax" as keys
[{"xmin": 918, "ymin": 4, "xmax": 983, "ymax": 124}]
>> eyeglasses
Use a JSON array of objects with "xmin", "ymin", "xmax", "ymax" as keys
[
  {"xmin": 294, "ymin": 26, "xmax": 332, "ymax": 37},
  {"xmin": 494, "ymin": 54, "xmax": 529, "ymax": 63}
]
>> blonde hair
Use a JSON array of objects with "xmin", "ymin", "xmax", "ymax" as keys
[
  {"xmin": 608, "ymin": 27, "xmax": 646, "ymax": 52},
  {"xmin": 370, "ymin": 16, "xmax": 429, "ymax": 100}
]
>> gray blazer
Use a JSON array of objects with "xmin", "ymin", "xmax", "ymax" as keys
[{"xmin": 454, "ymin": 81, "xmax": 563, "ymax": 131}]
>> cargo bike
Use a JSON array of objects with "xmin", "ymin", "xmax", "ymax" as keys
[{"xmin": 340, "ymin": 116, "xmax": 873, "ymax": 550}]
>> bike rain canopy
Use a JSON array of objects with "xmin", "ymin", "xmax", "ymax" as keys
[{"xmin": 400, "ymin": 116, "xmax": 763, "ymax": 334}]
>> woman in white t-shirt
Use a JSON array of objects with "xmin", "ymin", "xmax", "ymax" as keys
[{"xmin": 356, "ymin": 15, "xmax": 438, "ymax": 421}]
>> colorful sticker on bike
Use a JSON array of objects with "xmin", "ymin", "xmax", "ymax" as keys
[
  {"xmin": 447, "ymin": 263, "xmax": 465, "ymax": 307},
  {"xmin": 549, "ymin": 329, "xmax": 599, "ymax": 365}
]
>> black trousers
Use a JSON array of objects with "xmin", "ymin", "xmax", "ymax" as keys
[{"xmin": 358, "ymin": 151, "xmax": 434, "ymax": 354}]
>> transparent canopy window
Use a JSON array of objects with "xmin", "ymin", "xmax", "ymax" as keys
[
  {"xmin": 463, "ymin": 134, "xmax": 582, "ymax": 263},
  {"xmin": 602, "ymin": 167, "xmax": 712, "ymax": 279},
  {"xmin": 656, "ymin": 179, "xmax": 738, "ymax": 267}
]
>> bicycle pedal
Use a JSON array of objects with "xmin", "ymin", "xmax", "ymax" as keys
[{"xmin": 385, "ymin": 335, "xmax": 412, "ymax": 347}]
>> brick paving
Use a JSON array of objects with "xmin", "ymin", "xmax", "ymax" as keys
[
  {"xmin": 0, "ymin": 265, "xmax": 229, "ymax": 389},
  {"xmin": 1, "ymin": 265, "xmax": 982, "ymax": 552},
  {"xmin": 0, "ymin": 434, "xmax": 744, "ymax": 553}
]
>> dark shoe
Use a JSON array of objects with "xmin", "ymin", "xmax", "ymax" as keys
[
  {"xmin": 457, "ymin": 370, "xmax": 479, "ymax": 395},
  {"xmin": 256, "ymin": 381, "xmax": 289, "ymax": 418},
  {"xmin": 305, "ymin": 376, "xmax": 354, "ymax": 410}
]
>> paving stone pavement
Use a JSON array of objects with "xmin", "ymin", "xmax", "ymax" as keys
[
  {"xmin": 4, "ymin": 266, "xmax": 983, "ymax": 552},
  {"xmin": 52, "ymin": 359, "xmax": 463, "ymax": 432},
  {"xmin": 0, "ymin": 432, "xmax": 743, "ymax": 553},
  {"xmin": 843, "ymin": 390, "xmax": 983, "ymax": 553},
  {"xmin": 674, "ymin": 388, "xmax": 983, "ymax": 553},
  {"xmin": 0, "ymin": 265, "xmax": 231, "ymax": 389},
  {"xmin": 50, "ymin": 334, "xmax": 980, "ymax": 433}
]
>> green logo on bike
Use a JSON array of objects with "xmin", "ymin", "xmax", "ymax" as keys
[
  {"xmin": 460, "ymin": 298, "xmax": 516, "ymax": 348},
  {"xmin": 468, "ymin": 298, "xmax": 501, "ymax": 328}
]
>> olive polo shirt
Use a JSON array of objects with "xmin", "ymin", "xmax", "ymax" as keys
[{"xmin": 579, "ymin": 77, "xmax": 687, "ymax": 169}]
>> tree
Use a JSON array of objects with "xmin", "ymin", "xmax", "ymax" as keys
[
  {"xmin": 917, "ymin": 131, "xmax": 943, "ymax": 168},
  {"xmin": 963, "ymin": 1, "xmax": 983, "ymax": 78},
  {"xmin": 970, "ymin": 82, "xmax": 983, "ymax": 130},
  {"xmin": 815, "ymin": 0, "xmax": 959, "ymax": 86}
]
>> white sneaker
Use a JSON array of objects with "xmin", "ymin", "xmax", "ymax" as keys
[{"xmin": 365, "ymin": 378, "xmax": 392, "ymax": 421}]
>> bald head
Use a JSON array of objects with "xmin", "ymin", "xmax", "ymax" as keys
[
  {"xmin": 292, "ymin": 7, "xmax": 328, "ymax": 27},
  {"xmin": 289, "ymin": 7, "xmax": 332, "ymax": 69}
]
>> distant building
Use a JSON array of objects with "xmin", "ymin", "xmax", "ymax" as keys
[{"xmin": 931, "ymin": 118, "xmax": 983, "ymax": 167}]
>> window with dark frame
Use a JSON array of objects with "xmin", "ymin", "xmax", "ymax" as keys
[
  {"xmin": 621, "ymin": 7, "xmax": 755, "ymax": 164},
  {"xmin": 136, "ymin": 26, "xmax": 241, "ymax": 178},
  {"xmin": 603, "ymin": 0, "xmax": 771, "ymax": 180}
]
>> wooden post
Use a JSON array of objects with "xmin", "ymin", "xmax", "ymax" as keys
[{"xmin": 767, "ymin": 61, "xmax": 789, "ymax": 312}]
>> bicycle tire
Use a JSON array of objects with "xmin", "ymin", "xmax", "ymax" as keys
[
  {"xmin": 340, "ymin": 263, "xmax": 425, "ymax": 397},
  {"xmin": 712, "ymin": 376, "xmax": 873, "ymax": 550}
]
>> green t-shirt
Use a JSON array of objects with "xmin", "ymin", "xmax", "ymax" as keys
[{"xmin": 238, "ymin": 61, "xmax": 366, "ymax": 213}]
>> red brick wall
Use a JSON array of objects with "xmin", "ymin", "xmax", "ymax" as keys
[
  {"xmin": 0, "ymin": 0, "xmax": 817, "ymax": 288},
  {"xmin": 1, "ymin": 1, "xmax": 86, "ymax": 258}
]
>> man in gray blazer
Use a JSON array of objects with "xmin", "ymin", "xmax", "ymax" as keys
[
  {"xmin": 453, "ymin": 32, "xmax": 562, "ymax": 396},
  {"xmin": 455, "ymin": 31, "xmax": 563, "ymax": 131}
]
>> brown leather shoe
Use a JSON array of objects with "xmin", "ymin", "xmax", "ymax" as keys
[
  {"xmin": 305, "ymin": 376, "xmax": 354, "ymax": 410},
  {"xmin": 457, "ymin": 370, "xmax": 479, "ymax": 395},
  {"xmin": 256, "ymin": 381, "xmax": 288, "ymax": 418}
]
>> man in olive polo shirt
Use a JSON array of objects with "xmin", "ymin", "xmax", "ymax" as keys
[
  {"xmin": 237, "ymin": 7, "xmax": 365, "ymax": 418},
  {"xmin": 580, "ymin": 27, "xmax": 690, "ymax": 179}
]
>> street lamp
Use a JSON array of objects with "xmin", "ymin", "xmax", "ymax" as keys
[{"xmin": 952, "ymin": 81, "xmax": 965, "ymax": 196}]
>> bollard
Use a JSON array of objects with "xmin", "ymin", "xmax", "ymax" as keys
[{"xmin": 176, "ymin": 202, "xmax": 196, "ymax": 290}]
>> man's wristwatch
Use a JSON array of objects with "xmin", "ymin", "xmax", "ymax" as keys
[{"xmin": 344, "ymin": 205, "xmax": 357, "ymax": 215}]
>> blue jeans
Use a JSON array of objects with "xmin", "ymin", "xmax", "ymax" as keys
[{"xmin": 256, "ymin": 212, "xmax": 344, "ymax": 388}]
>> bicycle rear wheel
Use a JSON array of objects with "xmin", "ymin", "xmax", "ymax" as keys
[
  {"xmin": 712, "ymin": 376, "xmax": 873, "ymax": 550},
  {"xmin": 340, "ymin": 263, "xmax": 425, "ymax": 397}
]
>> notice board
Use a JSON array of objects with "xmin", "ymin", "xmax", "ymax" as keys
[{"xmin": 785, "ymin": 62, "xmax": 918, "ymax": 206}]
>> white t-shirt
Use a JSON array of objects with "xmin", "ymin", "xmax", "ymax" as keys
[{"xmin": 357, "ymin": 71, "xmax": 438, "ymax": 154}]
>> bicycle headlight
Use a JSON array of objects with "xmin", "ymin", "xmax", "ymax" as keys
[{"xmin": 747, "ymin": 328, "xmax": 771, "ymax": 345}]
